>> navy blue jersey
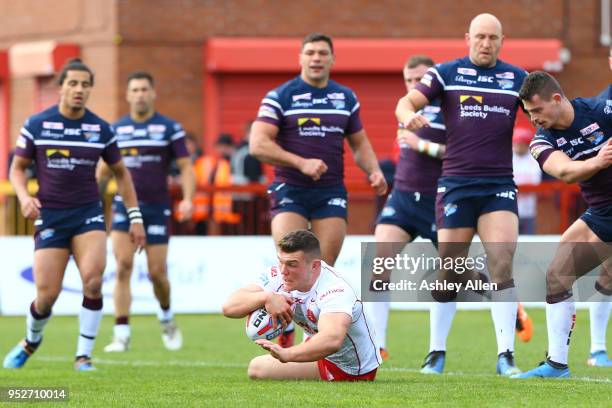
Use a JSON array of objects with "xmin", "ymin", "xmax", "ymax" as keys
[
  {"xmin": 529, "ymin": 97, "xmax": 612, "ymax": 208},
  {"xmin": 255, "ymin": 76, "xmax": 362, "ymax": 187},
  {"xmin": 596, "ymin": 84, "xmax": 611, "ymax": 102},
  {"xmin": 14, "ymin": 105, "xmax": 120, "ymax": 208},
  {"xmin": 394, "ymin": 100, "xmax": 446, "ymax": 194},
  {"xmin": 415, "ymin": 57, "xmax": 527, "ymax": 178},
  {"xmin": 113, "ymin": 112, "xmax": 189, "ymax": 205}
]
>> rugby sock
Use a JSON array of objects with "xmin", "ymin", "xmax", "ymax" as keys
[
  {"xmin": 589, "ymin": 282, "xmax": 612, "ymax": 353},
  {"xmin": 429, "ymin": 301, "xmax": 456, "ymax": 352},
  {"xmin": 157, "ymin": 304, "xmax": 174, "ymax": 322},
  {"xmin": 364, "ymin": 301, "xmax": 390, "ymax": 349},
  {"xmin": 114, "ymin": 316, "xmax": 131, "ymax": 340},
  {"xmin": 26, "ymin": 301, "xmax": 51, "ymax": 344},
  {"xmin": 546, "ymin": 298, "xmax": 576, "ymax": 365},
  {"xmin": 76, "ymin": 297, "xmax": 103, "ymax": 358},
  {"xmin": 490, "ymin": 281, "xmax": 517, "ymax": 355}
]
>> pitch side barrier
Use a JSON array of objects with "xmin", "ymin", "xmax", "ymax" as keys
[
  {"xmin": 1, "ymin": 234, "xmax": 604, "ymax": 316},
  {"xmin": 0, "ymin": 180, "xmax": 582, "ymax": 236}
]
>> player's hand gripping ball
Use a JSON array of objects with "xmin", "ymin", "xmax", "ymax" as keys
[{"xmin": 245, "ymin": 307, "xmax": 283, "ymax": 341}]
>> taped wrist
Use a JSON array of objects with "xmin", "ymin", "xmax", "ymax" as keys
[{"xmin": 127, "ymin": 207, "xmax": 143, "ymax": 224}]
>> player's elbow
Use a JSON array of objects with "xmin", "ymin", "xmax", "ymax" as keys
[
  {"xmin": 326, "ymin": 335, "xmax": 345, "ymax": 354},
  {"xmin": 557, "ymin": 169, "xmax": 582, "ymax": 184},
  {"xmin": 221, "ymin": 301, "xmax": 244, "ymax": 318},
  {"xmin": 248, "ymin": 139, "xmax": 265, "ymax": 160}
]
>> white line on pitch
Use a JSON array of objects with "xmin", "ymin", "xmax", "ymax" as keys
[{"xmin": 37, "ymin": 356, "xmax": 612, "ymax": 383}]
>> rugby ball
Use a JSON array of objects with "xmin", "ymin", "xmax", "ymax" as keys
[{"xmin": 245, "ymin": 307, "xmax": 283, "ymax": 341}]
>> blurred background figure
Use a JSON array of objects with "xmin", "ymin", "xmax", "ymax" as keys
[
  {"xmin": 231, "ymin": 120, "xmax": 266, "ymax": 235},
  {"xmin": 191, "ymin": 133, "xmax": 240, "ymax": 235},
  {"xmin": 512, "ymin": 127, "xmax": 542, "ymax": 235}
]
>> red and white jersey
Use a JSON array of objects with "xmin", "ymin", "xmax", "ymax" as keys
[{"xmin": 256, "ymin": 261, "xmax": 381, "ymax": 376}]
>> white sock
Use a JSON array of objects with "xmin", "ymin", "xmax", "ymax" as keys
[
  {"xmin": 490, "ymin": 287, "xmax": 518, "ymax": 355},
  {"xmin": 26, "ymin": 302, "xmax": 50, "ymax": 344},
  {"xmin": 429, "ymin": 301, "xmax": 457, "ymax": 352},
  {"xmin": 589, "ymin": 301, "xmax": 612, "ymax": 354},
  {"xmin": 364, "ymin": 301, "xmax": 390, "ymax": 349},
  {"xmin": 546, "ymin": 298, "xmax": 576, "ymax": 365},
  {"xmin": 76, "ymin": 297, "xmax": 103, "ymax": 358},
  {"xmin": 113, "ymin": 324, "xmax": 131, "ymax": 340},
  {"xmin": 158, "ymin": 307, "xmax": 174, "ymax": 322}
]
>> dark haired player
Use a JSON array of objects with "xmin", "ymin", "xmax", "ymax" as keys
[{"xmin": 3, "ymin": 59, "xmax": 145, "ymax": 371}]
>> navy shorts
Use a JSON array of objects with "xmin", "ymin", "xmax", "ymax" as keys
[
  {"xmin": 436, "ymin": 176, "xmax": 518, "ymax": 229},
  {"xmin": 111, "ymin": 197, "xmax": 171, "ymax": 245},
  {"xmin": 34, "ymin": 201, "xmax": 106, "ymax": 250},
  {"xmin": 376, "ymin": 188, "xmax": 437, "ymax": 243},
  {"xmin": 581, "ymin": 205, "xmax": 612, "ymax": 242},
  {"xmin": 268, "ymin": 182, "xmax": 348, "ymax": 220}
]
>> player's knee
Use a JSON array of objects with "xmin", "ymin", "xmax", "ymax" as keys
[
  {"xmin": 148, "ymin": 266, "xmax": 168, "ymax": 285},
  {"xmin": 82, "ymin": 275, "xmax": 103, "ymax": 297},
  {"xmin": 115, "ymin": 257, "xmax": 134, "ymax": 278},
  {"xmin": 247, "ymin": 358, "xmax": 265, "ymax": 380},
  {"xmin": 36, "ymin": 296, "xmax": 57, "ymax": 313},
  {"xmin": 489, "ymin": 258, "xmax": 513, "ymax": 283}
]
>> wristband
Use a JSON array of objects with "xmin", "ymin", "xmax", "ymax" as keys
[
  {"xmin": 417, "ymin": 139, "xmax": 428, "ymax": 153},
  {"xmin": 127, "ymin": 207, "xmax": 143, "ymax": 225},
  {"xmin": 428, "ymin": 142, "xmax": 441, "ymax": 158}
]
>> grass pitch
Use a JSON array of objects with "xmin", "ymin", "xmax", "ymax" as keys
[{"xmin": 0, "ymin": 309, "xmax": 610, "ymax": 407}]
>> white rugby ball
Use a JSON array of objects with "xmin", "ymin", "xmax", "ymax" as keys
[{"xmin": 245, "ymin": 307, "xmax": 283, "ymax": 341}]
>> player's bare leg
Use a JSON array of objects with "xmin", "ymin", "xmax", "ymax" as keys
[
  {"xmin": 147, "ymin": 244, "xmax": 182, "ymax": 350},
  {"xmin": 310, "ymin": 217, "xmax": 346, "ymax": 266},
  {"xmin": 514, "ymin": 221, "xmax": 610, "ymax": 378},
  {"xmin": 271, "ymin": 212, "xmax": 309, "ymax": 347},
  {"xmin": 366, "ymin": 224, "xmax": 411, "ymax": 360},
  {"xmin": 105, "ymin": 231, "xmax": 135, "ymax": 352},
  {"xmin": 271, "ymin": 212, "xmax": 309, "ymax": 248},
  {"xmin": 248, "ymin": 354, "xmax": 320, "ymax": 380},
  {"xmin": 72, "ymin": 230, "xmax": 107, "ymax": 371},
  {"xmin": 422, "ymin": 227, "xmax": 473, "ymax": 374},
  {"xmin": 3, "ymin": 248, "xmax": 69, "ymax": 369}
]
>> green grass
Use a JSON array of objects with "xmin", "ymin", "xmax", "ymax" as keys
[{"xmin": 0, "ymin": 309, "xmax": 610, "ymax": 407}]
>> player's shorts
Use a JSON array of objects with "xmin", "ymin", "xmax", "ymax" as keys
[
  {"xmin": 267, "ymin": 182, "xmax": 348, "ymax": 220},
  {"xmin": 580, "ymin": 205, "xmax": 612, "ymax": 242},
  {"xmin": 317, "ymin": 359, "xmax": 377, "ymax": 382},
  {"xmin": 376, "ymin": 188, "xmax": 437, "ymax": 243},
  {"xmin": 111, "ymin": 197, "xmax": 171, "ymax": 245},
  {"xmin": 436, "ymin": 176, "xmax": 518, "ymax": 229},
  {"xmin": 34, "ymin": 201, "xmax": 105, "ymax": 250}
]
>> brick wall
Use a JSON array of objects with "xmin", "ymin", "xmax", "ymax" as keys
[{"xmin": 1, "ymin": 0, "xmax": 608, "ymax": 144}]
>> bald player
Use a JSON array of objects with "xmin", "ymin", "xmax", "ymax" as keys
[{"xmin": 396, "ymin": 14, "xmax": 528, "ymax": 375}]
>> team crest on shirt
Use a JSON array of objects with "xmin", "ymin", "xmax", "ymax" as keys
[
  {"xmin": 586, "ymin": 131, "xmax": 605, "ymax": 145},
  {"xmin": 83, "ymin": 132, "xmax": 101, "ymax": 142},
  {"xmin": 147, "ymin": 124, "xmax": 166, "ymax": 140},
  {"xmin": 496, "ymin": 79, "xmax": 514, "ymax": 90},
  {"xmin": 331, "ymin": 99, "xmax": 345, "ymax": 109}
]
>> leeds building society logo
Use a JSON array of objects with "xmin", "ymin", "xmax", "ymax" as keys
[
  {"xmin": 458, "ymin": 95, "xmax": 510, "ymax": 119},
  {"xmin": 297, "ymin": 117, "xmax": 341, "ymax": 138}
]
